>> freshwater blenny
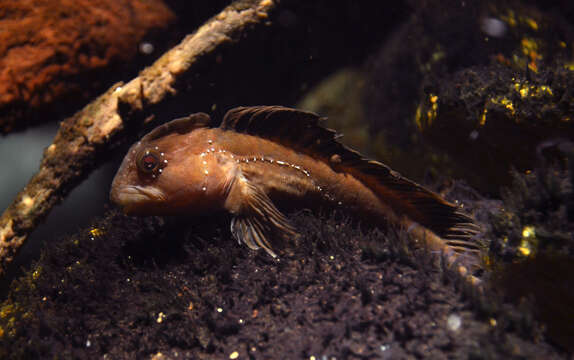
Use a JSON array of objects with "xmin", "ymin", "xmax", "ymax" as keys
[{"xmin": 110, "ymin": 106, "xmax": 480, "ymax": 278}]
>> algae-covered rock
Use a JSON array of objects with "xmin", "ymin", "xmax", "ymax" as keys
[
  {"xmin": 365, "ymin": 0, "xmax": 574, "ymax": 192},
  {"xmin": 0, "ymin": 208, "xmax": 563, "ymax": 358},
  {"xmin": 417, "ymin": 65, "xmax": 574, "ymax": 193},
  {"xmin": 485, "ymin": 163, "xmax": 574, "ymax": 352}
]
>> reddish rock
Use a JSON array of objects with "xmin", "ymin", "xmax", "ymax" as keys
[{"xmin": 0, "ymin": 0, "xmax": 174, "ymax": 133}]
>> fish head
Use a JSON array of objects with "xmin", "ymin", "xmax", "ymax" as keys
[{"xmin": 110, "ymin": 113, "xmax": 226, "ymax": 215}]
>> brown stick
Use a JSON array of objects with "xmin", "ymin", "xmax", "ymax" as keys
[{"xmin": 0, "ymin": 0, "xmax": 276, "ymax": 277}]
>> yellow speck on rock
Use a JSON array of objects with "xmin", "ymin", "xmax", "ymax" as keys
[
  {"xmin": 522, "ymin": 226, "xmax": 535, "ymax": 239},
  {"xmin": 415, "ymin": 104, "xmax": 423, "ymax": 129},
  {"xmin": 525, "ymin": 18, "xmax": 539, "ymax": 31},
  {"xmin": 491, "ymin": 96, "xmax": 515, "ymax": 116},
  {"xmin": 513, "ymin": 81, "xmax": 553, "ymax": 98},
  {"xmin": 229, "ymin": 351, "xmax": 239, "ymax": 359},
  {"xmin": 156, "ymin": 312, "xmax": 166, "ymax": 323},
  {"xmin": 0, "ymin": 304, "xmax": 14, "ymax": 319},
  {"xmin": 90, "ymin": 228, "xmax": 104, "ymax": 237},
  {"xmin": 514, "ymin": 82, "xmax": 530, "ymax": 98},
  {"xmin": 502, "ymin": 10, "xmax": 517, "ymax": 27},
  {"xmin": 519, "ymin": 246, "xmax": 531, "ymax": 256},
  {"xmin": 480, "ymin": 107, "xmax": 488, "ymax": 126},
  {"xmin": 32, "ymin": 268, "xmax": 41, "ymax": 281},
  {"xmin": 519, "ymin": 226, "xmax": 536, "ymax": 257}
]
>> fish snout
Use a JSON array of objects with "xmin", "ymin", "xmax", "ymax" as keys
[{"xmin": 110, "ymin": 185, "xmax": 166, "ymax": 214}]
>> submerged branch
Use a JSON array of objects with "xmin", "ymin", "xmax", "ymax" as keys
[{"xmin": 0, "ymin": 0, "xmax": 276, "ymax": 277}]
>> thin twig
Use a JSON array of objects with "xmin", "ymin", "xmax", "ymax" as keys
[{"xmin": 0, "ymin": 0, "xmax": 276, "ymax": 278}]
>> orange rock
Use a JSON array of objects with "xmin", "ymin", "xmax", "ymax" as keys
[{"xmin": 0, "ymin": 0, "xmax": 175, "ymax": 133}]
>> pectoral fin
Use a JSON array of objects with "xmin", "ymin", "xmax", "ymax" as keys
[{"xmin": 225, "ymin": 173, "xmax": 298, "ymax": 257}]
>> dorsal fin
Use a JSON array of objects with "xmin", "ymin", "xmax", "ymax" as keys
[
  {"xmin": 221, "ymin": 106, "xmax": 479, "ymax": 245},
  {"xmin": 141, "ymin": 113, "xmax": 211, "ymax": 143}
]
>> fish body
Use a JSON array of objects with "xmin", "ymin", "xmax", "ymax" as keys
[{"xmin": 111, "ymin": 106, "xmax": 480, "ymax": 278}]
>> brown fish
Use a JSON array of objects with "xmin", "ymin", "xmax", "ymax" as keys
[{"xmin": 110, "ymin": 106, "xmax": 481, "ymax": 280}]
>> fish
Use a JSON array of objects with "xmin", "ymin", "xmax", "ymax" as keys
[{"xmin": 110, "ymin": 106, "xmax": 482, "ymax": 282}]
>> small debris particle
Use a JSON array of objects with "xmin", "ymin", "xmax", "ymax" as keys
[
  {"xmin": 46, "ymin": 144, "xmax": 57, "ymax": 154},
  {"xmin": 20, "ymin": 195, "xmax": 34, "ymax": 213},
  {"xmin": 151, "ymin": 353, "xmax": 166, "ymax": 360},
  {"xmin": 156, "ymin": 312, "xmax": 166, "ymax": 323},
  {"xmin": 139, "ymin": 42, "xmax": 154, "ymax": 55},
  {"xmin": 217, "ymin": 307, "xmax": 223, "ymax": 313},
  {"xmin": 330, "ymin": 154, "xmax": 342, "ymax": 164},
  {"xmin": 480, "ymin": 17, "xmax": 507, "ymax": 37},
  {"xmin": 229, "ymin": 351, "xmax": 239, "ymax": 359},
  {"xmin": 447, "ymin": 314, "xmax": 462, "ymax": 331}
]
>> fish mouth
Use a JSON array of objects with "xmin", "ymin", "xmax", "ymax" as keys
[{"xmin": 111, "ymin": 185, "xmax": 166, "ymax": 212}]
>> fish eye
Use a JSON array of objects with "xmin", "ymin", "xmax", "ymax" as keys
[{"xmin": 137, "ymin": 148, "xmax": 164, "ymax": 175}]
